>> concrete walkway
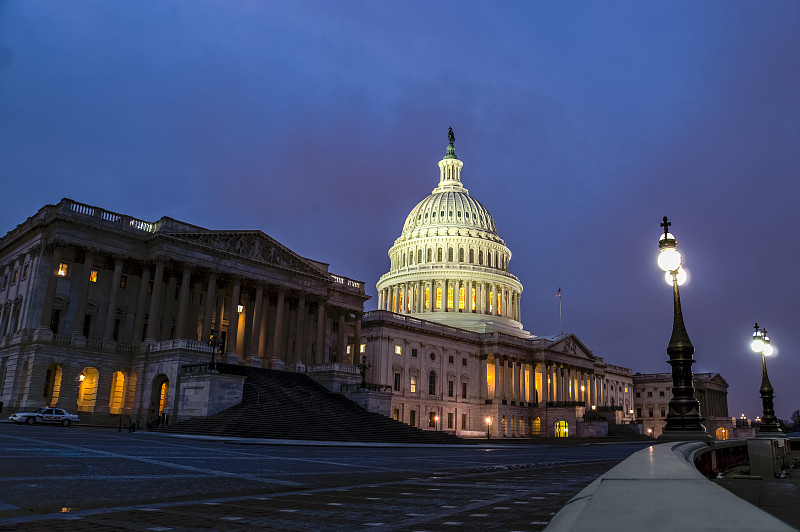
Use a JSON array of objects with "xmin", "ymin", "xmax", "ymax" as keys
[{"xmin": 714, "ymin": 466, "xmax": 800, "ymax": 530}]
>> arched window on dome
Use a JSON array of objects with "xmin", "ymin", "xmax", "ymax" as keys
[
  {"xmin": 488, "ymin": 253, "xmax": 492, "ymax": 268},
  {"xmin": 479, "ymin": 250, "xmax": 484, "ymax": 265},
  {"xmin": 402, "ymin": 253, "xmax": 406, "ymax": 268},
  {"xmin": 469, "ymin": 249, "xmax": 474, "ymax": 263},
  {"xmin": 437, "ymin": 248, "xmax": 443, "ymax": 262},
  {"xmin": 447, "ymin": 248, "xmax": 453, "ymax": 262},
  {"xmin": 459, "ymin": 248, "xmax": 464, "ymax": 262},
  {"xmin": 427, "ymin": 248, "xmax": 432, "ymax": 263},
  {"xmin": 417, "ymin": 249, "xmax": 422, "ymax": 264}
]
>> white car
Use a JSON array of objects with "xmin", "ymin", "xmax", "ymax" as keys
[{"xmin": 9, "ymin": 407, "xmax": 80, "ymax": 426}]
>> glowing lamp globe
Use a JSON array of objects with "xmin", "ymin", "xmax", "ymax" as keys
[
  {"xmin": 658, "ymin": 248, "xmax": 682, "ymax": 272},
  {"xmin": 762, "ymin": 342, "xmax": 774, "ymax": 357},
  {"xmin": 664, "ymin": 267, "xmax": 687, "ymax": 286},
  {"xmin": 751, "ymin": 331, "xmax": 764, "ymax": 353}
]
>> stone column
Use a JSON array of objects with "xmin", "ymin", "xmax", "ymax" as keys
[
  {"xmin": 315, "ymin": 301, "xmax": 326, "ymax": 365},
  {"xmin": 102, "ymin": 255, "xmax": 126, "ymax": 341},
  {"xmin": 144, "ymin": 260, "xmax": 165, "ymax": 342},
  {"xmin": 336, "ymin": 311, "xmax": 346, "ymax": 363},
  {"xmin": 270, "ymin": 288, "xmax": 285, "ymax": 361},
  {"xmin": 479, "ymin": 355, "xmax": 488, "ymax": 400},
  {"xmin": 132, "ymin": 264, "xmax": 151, "ymax": 343},
  {"xmin": 493, "ymin": 356, "xmax": 500, "ymax": 400},
  {"xmin": 71, "ymin": 251, "xmax": 95, "ymax": 337},
  {"xmin": 294, "ymin": 293, "xmax": 307, "ymax": 366},
  {"xmin": 428, "ymin": 282, "xmax": 434, "ymax": 312},
  {"xmin": 530, "ymin": 363, "xmax": 537, "ymax": 404},
  {"xmin": 225, "ymin": 278, "xmax": 241, "ymax": 360},
  {"xmin": 201, "ymin": 272, "xmax": 217, "ymax": 340},
  {"xmin": 250, "ymin": 284, "xmax": 264, "ymax": 357},
  {"xmin": 37, "ymin": 245, "xmax": 63, "ymax": 333},
  {"xmin": 174, "ymin": 265, "xmax": 192, "ymax": 339},
  {"xmin": 353, "ymin": 313, "xmax": 362, "ymax": 366},
  {"xmin": 502, "ymin": 358, "xmax": 510, "ymax": 402}
]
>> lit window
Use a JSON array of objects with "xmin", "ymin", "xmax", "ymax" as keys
[
  {"xmin": 57, "ymin": 263, "xmax": 69, "ymax": 277},
  {"xmin": 347, "ymin": 345, "xmax": 352, "ymax": 355},
  {"xmin": 458, "ymin": 287, "xmax": 465, "ymax": 310},
  {"xmin": 360, "ymin": 344, "xmax": 366, "ymax": 354},
  {"xmin": 398, "ymin": 291, "xmax": 403, "ymax": 311},
  {"xmin": 395, "ymin": 345, "xmax": 402, "ymax": 355},
  {"xmin": 89, "ymin": 270, "xmax": 98, "ymax": 283},
  {"xmin": 22, "ymin": 264, "xmax": 29, "ymax": 280},
  {"xmin": 471, "ymin": 288, "xmax": 476, "ymax": 310},
  {"xmin": 624, "ymin": 387, "xmax": 628, "ymax": 393},
  {"xmin": 11, "ymin": 270, "xmax": 18, "ymax": 284},
  {"xmin": 447, "ymin": 286, "xmax": 453, "ymax": 309},
  {"xmin": 410, "ymin": 375, "xmax": 417, "ymax": 393},
  {"xmin": 407, "ymin": 289, "xmax": 412, "ymax": 311},
  {"xmin": 435, "ymin": 287, "xmax": 442, "ymax": 309},
  {"xmin": 120, "ymin": 275, "xmax": 127, "ymax": 288},
  {"xmin": 424, "ymin": 287, "xmax": 430, "ymax": 309}
]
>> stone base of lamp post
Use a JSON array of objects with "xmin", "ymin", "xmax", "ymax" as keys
[{"xmin": 657, "ymin": 429, "xmax": 713, "ymax": 444}]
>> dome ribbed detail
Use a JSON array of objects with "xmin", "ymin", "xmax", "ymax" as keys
[{"xmin": 401, "ymin": 192, "xmax": 498, "ymax": 237}]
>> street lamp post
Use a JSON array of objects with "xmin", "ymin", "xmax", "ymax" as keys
[
  {"xmin": 356, "ymin": 353, "xmax": 371, "ymax": 389},
  {"xmin": 750, "ymin": 323, "xmax": 784, "ymax": 436},
  {"xmin": 207, "ymin": 329, "xmax": 220, "ymax": 372},
  {"xmin": 656, "ymin": 217, "xmax": 712, "ymax": 443},
  {"xmin": 485, "ymin": 416, "xmax": 492, "ymax": 439}
]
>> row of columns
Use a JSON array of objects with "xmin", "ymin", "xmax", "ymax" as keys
[
  {"xmin": 34, "ymin": 245, "xmax": 359, "ymax": 367},
  {"xmin": 378, "ymin": 279, "xmax": 520, "ymax": 321},
  {"xmin": 487, "ymin": 356, "xmax": 537, "ymax": 404},
  {"xmin": 543, "ymin": 363, "xmax": 604, "ymax": 407},
  {"xmin": 0, "ymin": 244, "xmax": 42, "ymax": 336}
]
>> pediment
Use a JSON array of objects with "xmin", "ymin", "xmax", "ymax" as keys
[
  {"xmin": 548, "ymin": 334, "xmax": 597, "ymax": 361},
  {"xmin": 165, "ymin": 231, "xmax": 329, "ymax": 281}
]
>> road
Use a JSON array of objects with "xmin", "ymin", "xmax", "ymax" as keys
[{"xmin": 0, "ymin": 423, "xmax": 648, "ymax": 530}]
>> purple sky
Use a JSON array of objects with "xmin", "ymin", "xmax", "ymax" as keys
[{"xmin": 2, "ymin": 2, "xmax": 799, "ymax": 421}]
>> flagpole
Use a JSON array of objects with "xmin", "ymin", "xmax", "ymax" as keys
[{"xmin": 556, "ymin": 286, "xmax": 563, "ymax": 334}]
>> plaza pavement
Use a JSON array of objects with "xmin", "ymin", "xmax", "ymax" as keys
[{"xmin": 0, "ymin": 423, "xmax": 647, "ymax": 531}]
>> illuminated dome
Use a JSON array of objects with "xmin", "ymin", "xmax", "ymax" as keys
[{"xmin": 376, "ymin": 128, "xmax": 527, "ymax": 337}]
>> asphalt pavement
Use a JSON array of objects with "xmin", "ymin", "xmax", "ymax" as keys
[{"xmin": 0, "ymin": 423, "xmax": 647, "ymax": 531}]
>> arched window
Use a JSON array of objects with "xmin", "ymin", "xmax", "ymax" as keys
[
  {"xmin": 532, "ymin": 416, "xmax": 541, "ymax": 436},
  {"xmin": 488, "ymin": 253, "xmax": 492, "ymax": 268},
  {"xmin": 408, "ymin": 251, "xmax": 413, "ymax": 265},
  {"xmin": 555, "ymin": 420, "xmax": 569, "ymax": 438},
  {"xmin": 459, "ymin": 248, "xmax": 464, "ymax": 262},
  {"xmin": 448, "ymin": 248, "xmax": 453, "ymax": 262},
  {"xmin": 715, "ymin": 427, "xmax": 728, "ymax": 440},
  {"xmin": 402, "ymin": 253, "xmax": 406, "ymax": 267},
  {"xmin": 418, "ymin": 249, "xmax": 422, "ymax": 264},
  {"xmin": 109, "ymin": 371, "xmax": 126, "ymax": 415},
  {"xmin": 479, "ymin": 250, "xmax": 484, "ymax": 265},
  {"xmin": 427, "ymin": 248, "xmax": 432, "ymax": 263},
  {"xmin": 77, "ymin": 367, "xmax": 100, "ymax": 412},
  {"xmin": 469, "ymin": 249, "xmax": 474, "ymax": 263},
  {"xmin": 424, "ymin": 286, "xmax": 430, "ymax": 309},
  {"xmin": 437, "ymin": 248, "xmax": 443, "ymax": 262},
  {"xmin": 458, "ymin": 287, "xmax": 465, "ymax": 310},
  {"xmin": 428, "ymin": 370, "xmax": 436, "ymax": 395},
  {"xmin": 435, "ymin": 287, "xmax": 442, "ymax": 309}
]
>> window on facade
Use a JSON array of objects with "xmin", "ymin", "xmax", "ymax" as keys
[
  {"xmin": 424, "ymin": 287, "xmax": 430, "ymax": 309},
  {"xmin": 462, "ymin": 382, "xmax": 468, "ymax": 398},
  {"xmin": 448, "ymin": 380, "xmax": 454, "ymax": 397},
  {"xmin": 647, "ymin": 391, "xmax": 653, "ymax": 397},
  {"xmin": 462, "ymin": 413, "xmax": 467, "ymax": 429},
  {"xmin": 636, "ymin": 392, "xmax": 641, "ymax": 398},
  {"xmin": 428, "ymin": 371, "xmax": 436, "ymax": 395},
  {"xmin": 410, "ymin": 375, "xmax": 417, "ymax": 393},
  {"xmin": 448, "ymin": 248, "xmax": 453, "ymax": 262},
  {"xmin": 437, "ymin": 248, "xmax": 443, "ymax": 262},
  {"xmin": 360, "ymin": 344, "xmax": 366, "ymax": 354},
  {"xmin": 430, "ymin": 352, "xmax": 435, "ymax": 361},
  {"xmin": 410, "ymin": 410, "xmax": 416, "ymax": 426},
  {"xmin": 471, "ymin": 288, "xmax": 476, "ymax": 311},
  {"xmin": 11, "ymin": 270, "xmax": 18, "ymax": 284},
  {"xmin": 469, "ymin": 249, "xmax": 474, "ymax": 263},
  {"xmin": 82, "ymin": 315, "xmax": 91, "ymax": 338},
  {"xmin": 435, "ymin": 287, "xmax": 442, "ymax": 309},
  {"xmin": 648, "ymin": 409, "xmax": 654, "ymax": 417},
  {"xmin": 459, "ymin": 248, "xmax": 464, "ymax": 262},
  {"xmin": 427, "ymin": 249, "xmax": 432, "ymax": 262},
  {"xmin": 479, "ymin": 250, "xmax": 483, "ymax": 265},
  {"xmin": 398, "ymin": 291, "xmax": 403, "ymax": 311},
  {"xmin": 347, "ymin": 345, "xmax": 352, "ymax": 355},
  {"xmin": 488, "ymin": 253, "xmax": 492, "ymax": 268},
  {"xmin": 447, "ymin": 286, "xmax": 453, "ymax": 309},
  {"xmin": 624, "ymin": 387, "xmax": 628, "ymax": 393},
  {"xmin": 392, "ymin": 408, "xmax": 399, "ymax": 421},
  {"xmin": 448, "ymin": 355, "xmax": 454, "ymax": 364},
  {"xmin": 89, "ymin": 269, "xmax": 98, "ymax": 283},
  {"xmin": 429, "ymin": 412, "xmax": 436, "ymax": 427},
  {"xmin": 659, "ymin": 391, "xmax": 665, "ymax": 397},
  {"xmin": 660, "ymin": 409, "xmax": 665, "ymax": 417},
  {"xmin": 412, "ymin": 348, "xmax": 418, "ymax": 358},
  {"xmin": 447, "ymin": 412, "xmax": 454, "ymax": 429},
  {"xmin": 462, "ymin": 358, "xmax": 467, "ymax": 366},
  {"xmin": 120, "ymin": 275, "xmax": 127, "ymax": 289},
  {"xmin": 395, "ymin": 345, "xmax": 402, "ymax": 355},
  {"xmin": 637, "ymin": 408, "xmax": 642, "ymax": 417},
  {"xmin": 458, "ymin": 287, "xmax": 465, "ymax": 310},
  {"xmin": 22, "ymin": 264, "xmax": 29, "ymax": 280},
  {"xmin": 394, "ymin": 373, "xmax": 401, "ymax": 391}
]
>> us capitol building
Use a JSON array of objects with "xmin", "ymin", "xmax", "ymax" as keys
[{"xmin": 0, "ymin": 129, "xmax": 638, "ymax": 437}]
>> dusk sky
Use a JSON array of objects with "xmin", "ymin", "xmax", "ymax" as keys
[{"xmin": 2, "ymin": 2, "xmax": 799, "ymax": 420}]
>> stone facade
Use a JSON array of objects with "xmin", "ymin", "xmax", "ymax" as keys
[
  {"xmin": 633, "ymin": 371, "xmax": 734, "ymax": 439},
  {"xmin": 0, "ymin": 199, "xmax": 368, "ymax": 427}
]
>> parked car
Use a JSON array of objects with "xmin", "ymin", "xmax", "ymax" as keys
[{"xmin": 9, "ymin": 408, "xmax": 80, "ymax": 426}]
